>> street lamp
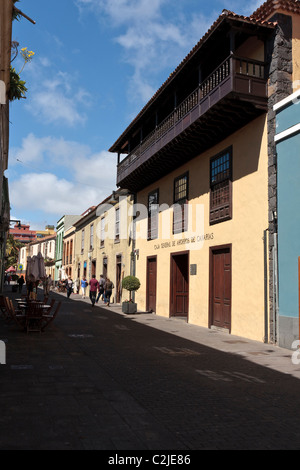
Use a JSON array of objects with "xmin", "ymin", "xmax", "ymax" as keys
[{"xmin": 9, "ymin": 219, "xmax": 21, "ymax": 228}]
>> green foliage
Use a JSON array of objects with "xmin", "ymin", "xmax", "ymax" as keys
[
  {"xmin": 122, "ymin": 276, "xmax": 141, "ymax": 300},
  {"xmin": 122, "ymin": 275, "xmax": 141, "ymax": 292},
  {"xmin": 9, "ymin": 66, "xmax": 27, "ymax": 101},
  {"xmin": 12, "ymin": 1, "xmax": 21, "ymax": 21},
  {"xmin": 5, "ymin": 234, "xmax": 24, "ymax": 271}
]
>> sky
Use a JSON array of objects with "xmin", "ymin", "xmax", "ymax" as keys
[{"xmin": 8, "ymin": 0, "xmax": 262, "ymax": 230}]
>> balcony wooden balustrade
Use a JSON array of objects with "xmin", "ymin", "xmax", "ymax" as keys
[{"xmin": 117, "ymin": 55, "xmax": 268, "ymax": 190}]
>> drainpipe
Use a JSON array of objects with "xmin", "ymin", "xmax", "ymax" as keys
[
  {"xmin": 263, "ymin": 229, "xmax": 269, "ymax": 343},
  {"xmin": 130, "ymin": 192, "xmax": 137, "ymax": 302},
  {"xmin": 273, "ymin": 233, "xmax": 279, "ymax": 344}
]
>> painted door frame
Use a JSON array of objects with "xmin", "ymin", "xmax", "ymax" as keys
[
  {"xmin": 209, "ymin": 244, "xmax": 232, "ymax": 332},
  {"xmin": 170, "ymin": 250, "xmax": 189, "ymax": 319},
  {"xmin": 146, "ymin": 255, "xmax": 157, "ymax": 313}
]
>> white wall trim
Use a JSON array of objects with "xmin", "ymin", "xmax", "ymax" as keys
[
  {"xmin": 274, "ymin": 123, "xmax": 300, "ymax": 142},
  {"xmin": 273, "ymin": 89, "xmax": 300, "ymax": 111}
]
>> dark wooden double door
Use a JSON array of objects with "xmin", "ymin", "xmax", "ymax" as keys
[
  {"xmin": 210, "ymin": 246, "xmax": 231, "ymax": 331},
  {"xmin": 147, "ymin": 247, "xmax": 231, "ymax": 329},
  {"xmin": 146, "ymin": 253, "xmax": 189, "ymax": 317},
  {"xmin": 170, "ymin": 252, "xmax": 189, "ymax": 318},
  {"xmin": 147, "ymin": 257, "xmax": 157, "ymax": 312}
]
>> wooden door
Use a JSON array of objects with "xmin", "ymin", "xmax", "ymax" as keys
[
  {"xmin": 91, "ymin": 260, "xmax": 96, "ymax": 277},
  {"xmin": 146, "ymin": 256, "xmax": 157, "ymax": 312},
  {"xmin": 170, "ymin": 252, "xmax": 189, "ymax": 317},
  {"xmin": 116, "ymin": 255, "xmax": 122, "ymax": 303},
  {"xmin": 210, "ymin": 246, "xmax": 231, "ymax": 331},
  {"xmin": 103, "ymin": 257, "xmax": 107, "ymax": 278}
]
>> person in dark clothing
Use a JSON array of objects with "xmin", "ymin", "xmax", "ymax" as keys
[
  {"xmin": 66, "ymin": 276, "xmax": 73, "ymax": 298},
  {"xmin": 104, "ymin": 278, "xmax": 114, "ymax": 307},
  {"xmin": 17, "ymin": 275, "xmax": 25, "ymax": 293},
  {"xmin": 89, "ymin": 275, "xmax": 99, "ymax": 307}
]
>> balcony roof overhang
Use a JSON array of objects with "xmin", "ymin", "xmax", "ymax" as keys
[
  {"xmin": 109, "ymin": 11, "xmax": 275, "ymax": 154},
  {"xmin": 116, "ymin": 90, "xmax": 268, "ymax": 193}
]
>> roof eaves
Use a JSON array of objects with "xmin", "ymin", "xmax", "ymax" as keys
[
  {"xmin": 109, "ymin": 10, "xmax": 276, "ymax": 153},
  {"xmin": 251, "ymin": 0, "xmax": 300, "ymax": 21}
]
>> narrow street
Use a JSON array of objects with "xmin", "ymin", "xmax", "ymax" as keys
[{"xmin": 1, "ymin": 286, "xmax": 300, "ymax": 451}]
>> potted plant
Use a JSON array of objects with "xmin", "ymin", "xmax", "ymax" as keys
[{"xmin": 121, "ymin": 276, "xmax": 140, "ymax": 314}]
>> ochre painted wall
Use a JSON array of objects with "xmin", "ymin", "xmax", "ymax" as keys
[
  {"xmin": 134, "ymin": 115, "xmax": 269, "ymax": 342},
  {"xmin": 292, "ymin": 12, "xmax": 300, "ymax": 89}
]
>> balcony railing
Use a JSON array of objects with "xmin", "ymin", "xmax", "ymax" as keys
[{"xmin": 117, "ymin": 55, "xmax": 267, "ymax": 181}]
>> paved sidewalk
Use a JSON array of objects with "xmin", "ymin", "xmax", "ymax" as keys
[
  {"xmin": 68, "ymin": 290, "xmax": 300, "ymax": 380},
  {"xmin": 1, "ymin": 285, "xmax": 300, "ymax": 450}
]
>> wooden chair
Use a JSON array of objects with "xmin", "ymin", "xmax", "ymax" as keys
[
  {"xmin": 7, "ymin": 299, "xmax": 26, "ymax": 330},
  {"xmin": 0, "ymin": 295, "xmax": 10, "ymax": 320},
  {"xmin": 42, "ymin": 301, "xmax": 61, "ymax": 331},
  {"xmin": 26, "ymin": 302, "xmax": 44, "ymax": 333},
  {"xmin": 47, "ymin": 298, "xmax": 55, "ymax": 313}
]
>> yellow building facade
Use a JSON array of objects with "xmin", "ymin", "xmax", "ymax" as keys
[
  {"xmin": 135, "ymin": 116, "xmax": 269, "ymax": 341},
  {"xmin": 73, "ymin": 193, "xmax": 133, "ymax": 303},
  {"xmin": 110, "ymin": 1, "xmax": 300, "ymax": 343}
]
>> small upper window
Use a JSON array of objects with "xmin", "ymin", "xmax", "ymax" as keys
[
  {"xmin": 173, "ymin": 172, "xmax": 188, "ymax": 234},
  {"xmin": 210, "ymin": 147, "xmax": 232, "ymax": 224},
  {"xmin": 148, "ymin": 189, "xmax": 159, "ymax": 240},
  {"xmin": 115, "ymin": 208, "xmax": 120, "ymax": 242}
]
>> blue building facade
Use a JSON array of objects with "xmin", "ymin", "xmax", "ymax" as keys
[{"xmin": 274, "ymin": 89, "xmax": 300, "ymax": 349}]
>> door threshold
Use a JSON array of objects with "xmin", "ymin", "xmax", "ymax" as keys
[
  {"xmin": 210, "ymin": 325, "xmax": 230, "ymax": 334},
  {"xmin": 169, "ymin": 316, "xmax": 188, "ymax": 322}
]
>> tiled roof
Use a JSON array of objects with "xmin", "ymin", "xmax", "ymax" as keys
[
  {"xmin": 109, "ymin": 9, "xmax": 276, "ymax": 152},
  {"xmin": 252, "ymin": 0, "xmax": 300, "ymax": 21}
]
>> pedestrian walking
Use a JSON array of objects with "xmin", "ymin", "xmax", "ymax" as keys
[
  {"xmin": 17, "ymin": 275, "xmax": 25, "ymax": 293},
  {"xmin": 89, "ymin": 275, "xmax": 99, "ymax": 307},
  {"xmin": 96, "ymin": 274, "xmax": 105, "ymax": 303},
  {"xmin": 74, "ymin": 277, "xmax": 80, "ymax": 294},
  {"xmin": 46, "ymin": 275, "xmax": 52, "ymax": 295},
  {"xmin": 66, "ymin": 276, "xmax": 73, "ymax": 298},
  {"xmin": 104, "ymin": 278, "xmax": 114, "ymax": 307},
  {"xmin": 81, "ymin": 276, "xmax": 88, "ymax": 298}
]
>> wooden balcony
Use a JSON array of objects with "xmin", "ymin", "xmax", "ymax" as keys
[{"xmin": 117, "ymin": 55, "xmax": 268, "ymax": 192}]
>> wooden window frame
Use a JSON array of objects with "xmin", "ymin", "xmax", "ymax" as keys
[
  {"xmin": 209, "ymin": 146, "xmax": 232, "ymax": 225},
  {"xmin": 100, "ymin": 217, "xmax": 105, "ymax": 248},
  {"xmin": 173, "ymin": 172, "xmax": 189, "ymax": 234},
  {"xmin": 115, "ymin": 207, "xmax": 120, "ymax": 242},
  {"xmin": 81, "ymin": 229, "xmax": 85, "ymax": 254},
  {"xmin": 148, "ymin": 189, "xmax": 159, "ymax": 240},
  {"xmin": 90, "ymin": 224, "xmax": 94, "ymax": 250}
]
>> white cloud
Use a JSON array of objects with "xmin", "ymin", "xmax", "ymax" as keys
[
  {"xmin": 8, "ymin": 134, "xmax": 117, "ymax": 219},
  {"xmin": 76, "ymin": 0, "xmax": 166, "ymax": 25},
  {"xmin": 75, "ymin": 0, "xmax": 216, "ymax": 107},
  {"xmin": 10, "ymin": 133, "xmax": 90, "ymax": 166},
  {"xmin": 27, "ymin": 78, "xmax": 87, "ymax": 127},
  {"xmin": 23, "ymin": 56, "xmax": 91, "ymax": 127},
  {"xmin": 9, "ymin": 173, "xmax": 96, "ymax": 215}
]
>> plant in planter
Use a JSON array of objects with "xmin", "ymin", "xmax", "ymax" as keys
[{"xmin": 121, "ymin": 276, "xmax": 140, "ymax": 313}]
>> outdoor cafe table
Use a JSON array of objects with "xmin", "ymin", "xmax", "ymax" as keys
[
  {"xmin": 24, "ymin": 304, "xmax": 51, "ymax": 333},
  {"xmin": 15, "ymin": 300, "xmax": 51, "ymax": 317}
]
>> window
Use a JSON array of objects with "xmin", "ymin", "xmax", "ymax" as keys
[
  {"xmin": 148, "ymin": 189, "xmax": 159, "ymax": 240},
  {"xmin": 210, "ymin": 147, "xmax": 232, "ymax": 224},
  {"xmin": 81, "ymin": 229, "xmax": 85, "ymax": 253},
  {"xmin": 63, "ymin": 242, "xmax": 66, "ymax": 264},
  {"xmin": 90, "ymin": 224, "xmax": 94, "ymax": 250},
  {"xmin": 100, "ymin": 217, "xmax": 105, "ymax": 248},
  {"xmin": 70, "ymin": 239, "xmax": 73, "ymax": 264},
  {"xmin": 115, "ymin": 208, "xmax": 120, "ymax": 242},
  {"xmin": 173, "ymin": 173, "xmax": 188, "ymax": 234}
]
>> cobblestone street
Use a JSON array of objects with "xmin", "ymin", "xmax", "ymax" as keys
[{"xmin": 1, "ymin": 287, "xmax": 300, "ymax": 451}]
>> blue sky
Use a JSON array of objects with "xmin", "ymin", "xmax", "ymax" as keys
[{"xmin": 8, "ymin": 0, "xmax": 261, "ymax": 230}]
